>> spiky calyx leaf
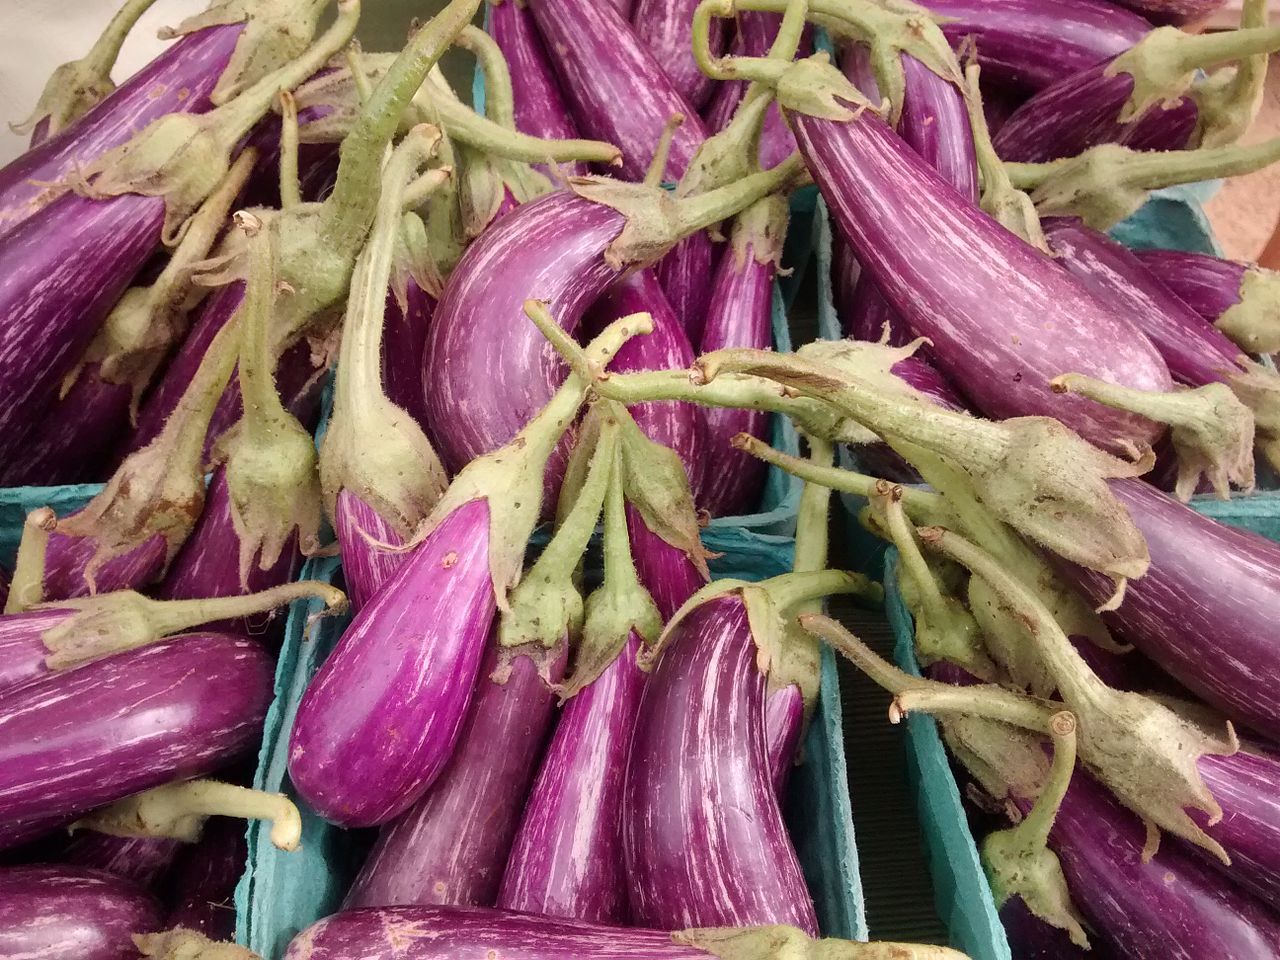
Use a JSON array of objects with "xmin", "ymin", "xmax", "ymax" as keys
[{"xmin": 1216, "ymin": 266, "xmax": 1280, "ymax": 354}]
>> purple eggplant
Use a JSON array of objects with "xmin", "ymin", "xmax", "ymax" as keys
[
  {"xmin": 345, "ymin": 638, "xmax": 562, "ymax": 908},
  {"xmin": 333, "ymin": 491, "xmax": 409, "ymax": 613},
  {"xmin": 382, "ymin": 282, "xmax": 438, "ymax": 427},
  {"xmin": 626, "ymin": 506, "xmax": 707, "ymax": 622},
  {"xmin": 1193, "ymin": 746, "xmax": 1280, "ymax": 907},
  {"xmin": 1109, "ymin": 0, "xmax": 1226, "ymax": 25},
  {"xmin": 631, "ymin": 0, "xmax": 727, "ymax": 110},
  {"xmin": 1001, "ymin": 896, "xmax": 1105, "ymax": 959},
  {"xmin": 164, "ymin": 817, "xmax": 246, "ymax": 940},
  {"xmin": 62, "ymin": 834, "xmax": 183, "ymax": 888},
  {"xmin": 1134, "ymin": 247, "xmax": 1280, "ymax": 355},
  {"xmin": 919, "ymin": 0, "xmax": 1151, "ymax": 92},
  {"xmin": 42, "ymin": 529, "xmax": 168, "ymax": 603},
  {"xmin": 787, "ymin": 73, "xmax": 1173, "ymax": 454},
  {"xmin": 0, "ymin": 865, "xmax": 163, "ymax": 960},
  {"xmin": 697, "ymin": 196, "xmax": 785, "ymax": 515},
  {"xmin": 0, "ymin": 606, "xmax": 83, "ymax": 694},
  {"xmin": 1062, "ymin": 478, "xmax": 1280, "ymax": 740},
  {"xmin": 624, "ymin": 596, "xmax": 818, "ymax": 933},
  {"xmin": 0, "ymin": 632, "xmax": 271, "ymax": 845},
  {"xmin": 289, "ymin": 498, "xmax": 496, "ymax": 827},
  {"xmin": 488, "ymin": 0, "xmax": 589, "ymax": 179}
]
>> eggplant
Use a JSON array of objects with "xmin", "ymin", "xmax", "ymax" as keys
[
  {"xmin": 1193, "ymin": 746, "xmax": 1280, "ymax": 907},
  {"xmin": 784, "ymin": 66, "xmax": 1172, "ymax": 454},
  {"xmin": 61, "ymin": 833, "xmax": 183, "ymax": 888},
  {"xmin": 284, "ymin": 905, "xmax": 970, "ymax": 959},
  {"xmin": 0, "ymin": 865, "xmax": 163, "ymax": 960},
  {"xmin": 624, "ymin": 596, "xmax": 818, "ymax": 933},
  {"xmin": 0, "ymin": 632, "xmax": 272, "ymax": 841},
  {"xmin": 918, "ymin": 0, "xmax": 1150, "ymax": 92},
  {"xmin": 288, "ymin": 498, "xmax": 496, "ymax": 827},
  {"xmin": 1000, "ymin": 896, "xmax": 1106, "ymax": 959},
  {"xmin": 382, "ymin": 281, "xmax": 439, "ymax": 427},
  {"xmin": 1134, "ymin": 247, "xmax": 1280, "ymax": 355},
  {"xmin": 164, "ymin": 817, "xmax": 247, "ymax": 940},
  {"xmin": 333, "ymin": 491, "xmax": 409, "ymax": 613},
  {"xmin": 345, "ymin": 638, "xmax": 562, "ymax": 908},
  {"xmin": 1109, "ymin": 0, "xmax": 1227, "ymax": 25},
  {"xmin": 631, "ymin": 0, "xmax": 728, "ymax": 110}
]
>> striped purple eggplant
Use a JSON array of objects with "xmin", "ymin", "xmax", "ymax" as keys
[
  {"xmin": 1109, "ymin": 0, "xmax": 1226, "ymax": 25},
  {"xmin": 498, "ymin": 632, "xmax": 646, "ymax": 922},
  {"xmin": 1134, "ymin": 247, "xmax": 1280, "ymax": 355},
  {"xmin": 0, "ymin": 865, "xmax": 163, "ymax": 960},
  {"xmin": 1061, "ymin": 478, "xmax": 1280, "ymax": 739},
  {"xmin": 627, "ymin": 507, "xmax": 707, "ymax": 622},
  {"xmin": 786, "ymin": 71, "xmax": 1173, "ymax": 454},
  {"xmin": 624, "ymin": 596, "xmax": 818, "ymax": 933},
  {"xmin": 382, "ymin": 282, "xmax": 438, "ymax": 427},
  {"xmin": 697, "ymin": 195, "xmax": 785, "ymax": 515},
  {"xmin": 0, "ymin": 633, "xmax": 271, "ymax": 846},
  {"xmin": 288, "ymin": 498, "xmax": 496, "ymax": 827},
  {"xmin": 61, "ymin": 834, "xmax": 182, "ymax": 888},
  {"xmin": 345, "ymin": 638, "xmax": 563, "ymax": 908},
  {"xmin": 631, "ymin": 0, "xmax": 727, "ymax": 109},
  {"xmin": 41, "ymin": 528, "xmax": 167, "ymax": 603},
  {"xmin": 488, "ymin": 0, "xmax": 588, "ymax": 178},
  {"xmin": 333, "ymin": 491, "xmax": 409, "ymax": 613},
  {"xmin": 164, "ymin": 817, "xmax": 246, "ymax": 940},
  {"xmin": 1193, "ymin": 746, "xmax": 1280, "ymax": 907},
  {"xmin": 919, "ymin": 0, "xmax": 1151, "ymax": 92}
]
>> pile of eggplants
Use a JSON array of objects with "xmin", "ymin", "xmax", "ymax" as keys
[{"xmin": 6, "ymin": 0, "xmax": 1280, "ymax": 956}]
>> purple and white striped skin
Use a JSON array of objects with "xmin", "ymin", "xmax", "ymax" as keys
[
  {"xmin": 334, "ymin": 491, "xmax": 409, "ymax": 614},
  {"xmin": 498, "ymin": 632, "xmax": 646, "ymax": 923},
  {"xmin": 703, "ymin": 14, "xmax": 809, "ymax": 171},
  {"xmin": 1134, "ymin": 248, "xmax": 1254, "ymax": 323},
  {"xmin": 1041, "ymin": 218, "xmax": 1246, "ymax": 387},
  {"xmin": 165, "ymin": 817, "xmax": 246, "ymax": 940},
  {"xmin": 1060, "ymin": 478, "xmax": 1280, "ymax": 737},
  {"xmin": 422, "ymin": 191, "xmax": 626, "ymax": 478},
  {"xmin": 62, "ymin": 834, "xmax": 182, "ymax": 889},
  {"xmin": 655, "ymin": 235, "xmax": 720, "ymax": 349},
  {"xmin": 0, "ymin": 190, "xmax": 165, "ymax": 466},
  {"xmin": 1191, "ymin": 747, "xmax": 1280, "ymax": 907},
  {"xmin": 526, "ymin": 0, "xmax": 708, "ymax": 181},
  {"xmin": 790, "ymin": 96, "xmax": 1173, "ymax": 454},
  {"xmin": 0, "ymin": 633, "xmax": 271, "ymax": 838},
  {"xmin": 0, "ymin": 865, "xmax": 163, "ymax": 960},
  {"xmin": 765, "ymin": 684, "xmax": 804, "ymax": 795},
  {"xmin": 1109, "ymin": 0, "xmax": 1226, "ymax": 26},
  {"xmin": 696, "ymin": 198, "xmax": 781, "ymax": 516},
  {"xmin": 919, "ymin": 0, "xmax": 1151, "ymax": 93},
  {"xmin": 0, "ymin": 25, "xmax": 242, "ymax": 237},
  {"xmin": 345, "ymin": 639, "xmax": 563, "ymax": 909},
  {"xmin": 992, "ymin": 59, "xmax": 1198, "ymax": 163},
  {"xmin": 624, "ymin": 596, "xmax": 818, "ymax": 933},
  {"xmin": 0, "ymin": 606, "xmax": 81, "ymax": 696},
  {"xmin": 627, "ymin": 508, "xmax": 707, "ymax": 622},
  {"xmin": 382, "ymin": 283, "xmax": 438, "ymax": 429},
  {"xmin": 288, "ymin": 498, "xmax": 496, "ymax": 827},
  {"xmin": 631, "ymin": 0, "xmax": 728, "ymax": 110},
  {"xmin": 41, "ymin": 530, "xmax": 167, "ymax": 602},
  {"xmin": 487, "ymin": 0, "xmax": 591, "ymax": 179}
]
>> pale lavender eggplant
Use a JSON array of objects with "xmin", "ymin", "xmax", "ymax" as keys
[
  {"xmin": 1062, "ymin": 478, "xmax": 1280, "ymax": 737},
  {"xmin": 631, "ymin": 0, "xmax": 727, "ymax": 110},
  {"xmin": 1109, "ymin": 0, "xmax": 1226, "ymax": 25},
  {"xmin": 703, "ymin": 13, "xmax": 809, "ymax": 171},
  {"xmin": 498, "ymin": 632, "xmax": 646, "ymax": 923},
  {"xmin": 624, "ymin": 596, "xmax": 818, "ymax": 933},
  {"xmin": 488, "ymin": 0, "xmax": 590, "ymax": 178},
  {"xmin": 765, "ymin": 684, "xmax": 804, "ymax": 795},
  {"xmin": 1133, "ymin": 248, "xmax": 1255, "ymax": 324},
  {"xmin": 344, "ymin": 640, "xmax": 562, "ymax": 908},
  {"xmin": 382, "ymin": 283, "xmax": 437, "ymax": 428},
  {"xmin": 41, "ymin": 529, "xmax": 167, "ymax": 602},
  {"xmin": 334, "ymin": 490, "xmax": 408, "ymax": 614},
  {"xmin": 421, "ymin": 191, "xmax": 626, "ymax": 477},
  {"xmin": 0, "ymin": 865, "xmax": 163, "ymax": 960},
  {"xmin": 1192, "ymin": 747, "xmax": 1280, "ymax": 907},
  {"xmin": 0, "ymin": 633, "xmax": 271, "ymax": 839},
  {"xmin": 993, "ymin": 60, "xmax": 1198, "ymax": 162},
  {"xmin": 288, "ymin": 498, "xmax": 496, "ymax": 827},
  {"xmin": 919, "ymin": 0, "xmax": 1151, "ymax": 92},
  {"xmin": 527, "ymin": 0, "xmax": 707, "ymax": 181},
  {"xmin": 165, "ymin": 817, "xmax": 246, "ymax": 940},
  {"xmin": 0, "ymin": 25, "xmax": 242, "ymax": 237},
  {"xmin": 697, "ymin": 222, "xmax": 774, "ymax": 516},
  {"xmin": 0, "ymin": 190, "xmax": 165, "ymax": 465},
  {"xmin": 62, "ymin": 834, "xmax": 183, "ymax": 889},
  {"xmin": 792, "ymin": 102, "xmax": 1172, "ymax": 453},
  {"xmin": 286, "ymin": 904, "xmax": 769, "ymax": 959},
  {"xmin": 0, "ymin": 605, "xmax": 81, "ymax": 695},
  {"xmin": 1041, "ymin": 217, "xmax": 1243, "ymax": 386}
]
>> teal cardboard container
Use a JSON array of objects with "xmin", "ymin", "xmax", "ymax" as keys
[
  {"xmin": 234, "ymin": 532, "xmax": 867, "ymax": 957},
  {"xmin": 881, "ymin": 493, "xmax": 1280, "ymax": 960}
]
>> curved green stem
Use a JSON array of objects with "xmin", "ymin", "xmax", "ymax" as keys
[
  {"xmin": 532, "ymin": 422, "xmax": 617, "ymax": 578},
  {"xmin": 5, "ymin": 508, "xmax": 55, "ymax": 615},
  {"xmin": 346, "ymin": 41, "xmax": 375, "ymax": 104},
  {"xmin": 793, "ymin": 436, "xmax": 834, "ymax": 584},
  {"xmin": 1195, "ymin": 0, "xmax": 1268, "ymax": 147},
  {"xmin": 126, "ymin": 580, "xmax": 346, "ymax": 638},
  {"xmin": 234, "ymin": 215, "xmax": 288, "ymax": 446},
  {"xmin": 279, "ymin": 92, "xmax": 302, "ymax": 210},
  {"xmin": 645, "ymin": 113, "xmax": 686, "ymax": 187},
  {"xmin": 456, "ymin": 25, "xmax": 515, "ymax": 128},
  {"xmin": 1017, "ymin": 712, "xmax": 1078, "ymax": 850}
]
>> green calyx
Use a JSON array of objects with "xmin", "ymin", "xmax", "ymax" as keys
[
  {"xmin": 71, "ymin": 778, "xmax": 301, "ymax": 851},
  {"xmin": 77, "ymin": 0, "xmax": 360, "ymax": 244},
  {"xmin": 135, "ymin": 929, "xmax": 263, "ymax": 960},
  {"xmin": 1225, "ymin": 357, "xmax": 1280, "ymax": 475},
  {"xmin": 1193, "ymin": 0, "xmax": 1269, "ymax": 148},
  {"xmin": 729, "ymin": 193, "xmax": 790, "ymax": 271},
  {"xmin": 673, "ymin": 924, "xmax": 973, "ymax": 959},
  {"xmin": 320, "ymin": 126, "xmax": 449, "ymax": 538},
  {"xmin": 1217, "ymin": 265, "xmax": 1280, "ymax": 354},
  {"xmin": 1052, "ymin": 373, "xmax": 1256, "ymax": 500},
  {"xmin": 38, "ymin": 579, "xmax": 345, "ymax": 672},
  {"xmin": 10, "ymin": 0, "xmax": 160, "ymax": 140}
]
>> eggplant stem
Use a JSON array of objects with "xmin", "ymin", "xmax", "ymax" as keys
[
  {"xmin": 345, "ymin": 41, "xmax": 375, "ymax": 104},
  {"xmin": 278, "ymin": 92, "xmax": 302, "ymax": 210},
  {"xmin": 793, "ymin": 435, "xmax": 835, "ymax": 584},
  {"xmin": 644, "ymin": 113, "xmax": 687, "ymax": 188},
  {"xmin": 528, "ymin": 423, "xmax": 616, "ymax": 581},
  {"xmin": 5, "ymin": 508, "xmax": 55, "ymax": 615},
  {"xmin": 455, "ymin": 25, "xmax": 516, "ymax": 129}
]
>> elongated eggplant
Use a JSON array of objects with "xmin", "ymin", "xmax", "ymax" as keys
[
  {"xmin": 0, "ymin": 865, "xmax": 163, "ymax": 960},
  {"xmin": 382, "ymin": 281, "xmax": 439, "ymax": 427},
  {"xmin": 289, "ymin": 498, "xmax": 496, "ymax": 827},
  {"xmin": 1193, "ymin": 746, "xmax": 1280, "ymax": 907},
  {"xmin": 345, "ymin": 638, "xmax": 562, "ymax": 907},
  {"xmin": 632, "ymin": 0, "xmax": 727, "ymax": 109},
  {"xmin": 0, "ymin": 633, "xmax": 272, "ymax": 840},
  {"xmin": 918, "ymin": 0, "xmax": 1150, "ymax": 92},
  {"xmin": 165, "ymin": 817, "xmax": 247, "ymax": 940},
  {"xmin": 333, "ymin": 492, "xmax": 408, "ymax": 613},
  {"xmin": 624, "ymin": 596, "xmax": 818, "ymax": 933},
  {"xmin": 1110, "ymin": 0, "xmax": 1226, "ymax": 25},
  {"xmin": 62, "ymin": 833, "xmax": 183, "ymax": 888}
]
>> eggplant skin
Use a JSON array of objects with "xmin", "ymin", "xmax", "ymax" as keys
[
  {"xmin": 61, "ymin": 833, "xmax": 183, "ymax": 889},
  {"xmin": 285, "ymin": 904, "xmax": 722, "ymax": 958},
  {"xmin": 1132, "ymin": 248, "xmax": 1250, "ymax": 324},
  {"xmin": 0, "ymin": 633, "xmax": 273, "ymax": 837},
  {"xmin": 0, "ymin": 865, "xmax": 163, "ymax": 960}
]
